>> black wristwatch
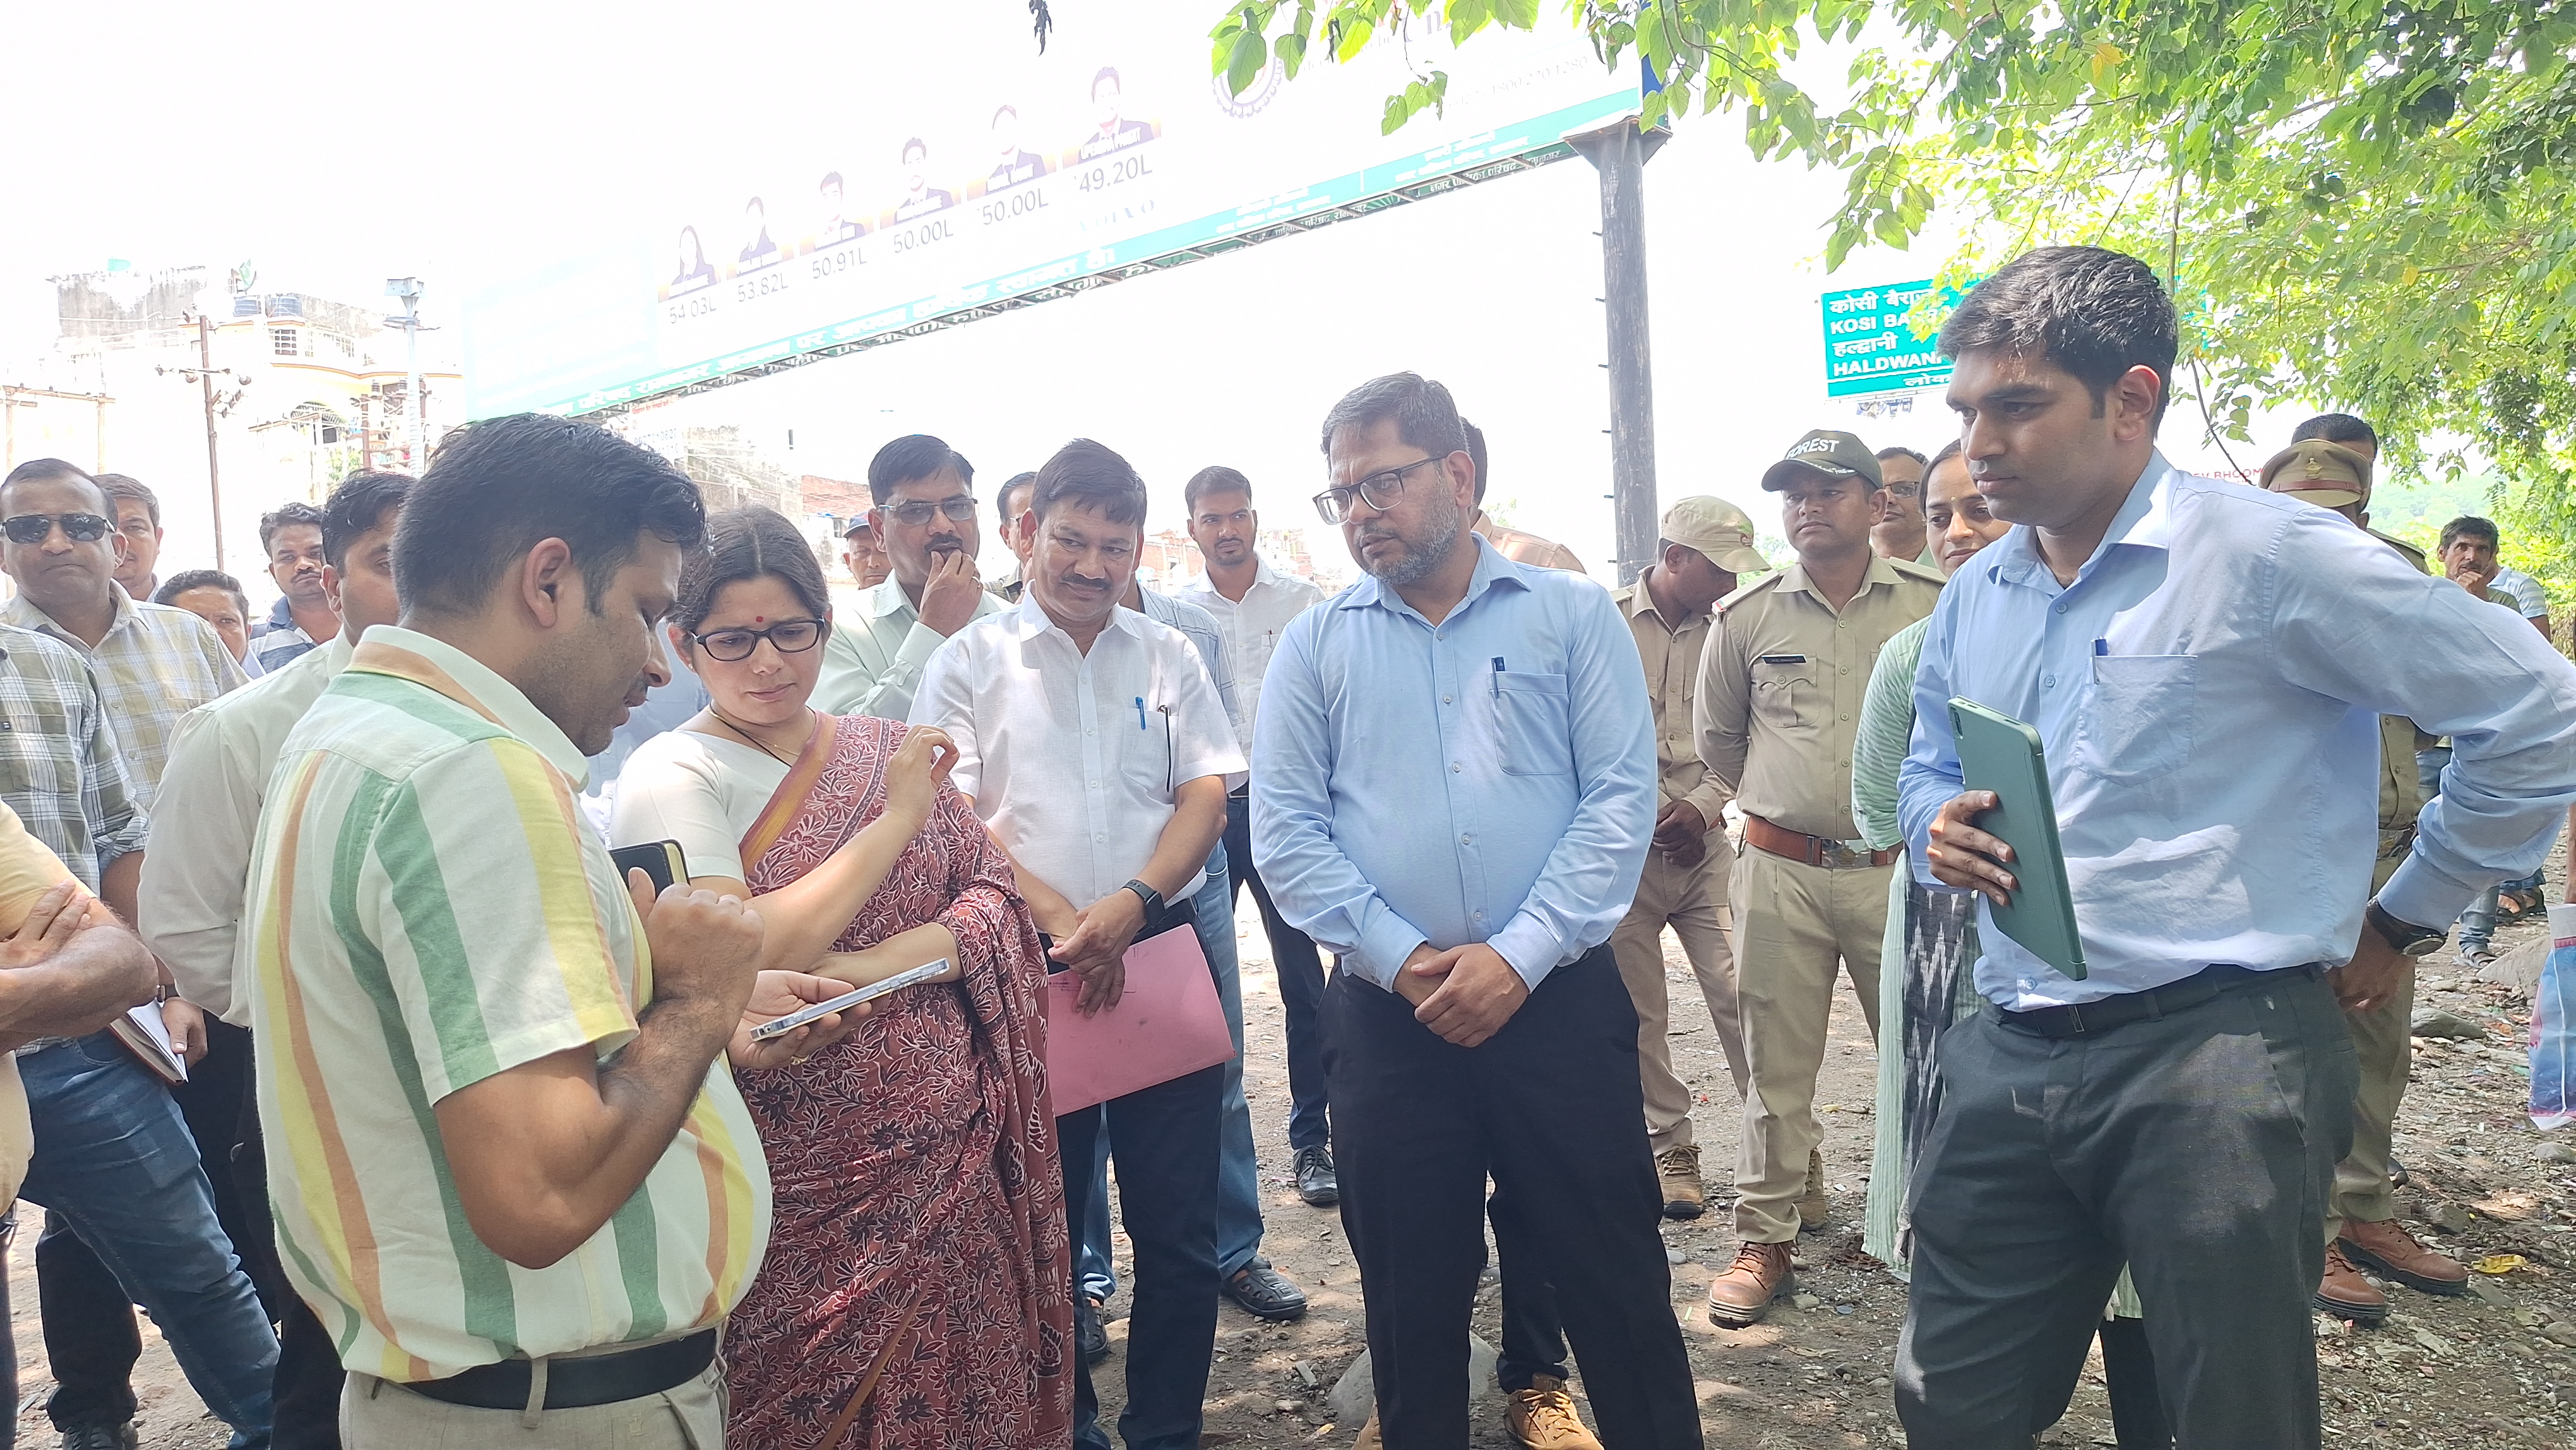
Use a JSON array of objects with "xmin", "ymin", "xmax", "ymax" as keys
[
  {"xmin": 2364, "ymin": 900, "xmax": 2447, "ymax": 958},
  {"xmin": 1122, "ymin": 879, "xmax": 1165, "ymax": 917}
]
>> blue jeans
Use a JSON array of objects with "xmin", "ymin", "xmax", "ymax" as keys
[
  {"xmin": 18, "ymin": 1034, "xmax": 277, "ymax": 1446},
  {"xmin": 1075, "ymin": 851, "xmax": 1267, "ymax": 1296}
]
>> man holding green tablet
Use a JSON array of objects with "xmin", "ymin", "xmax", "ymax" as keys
[{"xmin": 1894, "ymin": 246, "xmax": 2576, "ymax": 1449}]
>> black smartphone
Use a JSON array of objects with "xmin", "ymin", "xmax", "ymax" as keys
[{"xmin": 610, "ymin": 840, "xmax": 688, "ymax": 895}]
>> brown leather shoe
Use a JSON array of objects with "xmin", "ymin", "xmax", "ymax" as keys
[
  {"xmin": 2315, "ymin": 1242, "xmax": 2389, "ymax": 1324},
  {"xmin": 1656, "ymin": 1144, "xmax": 1705, "ymax": 1220},
  {"xmin": 1798, "ymin": 1146, "xmax": 1830, "ymax": 1231},
  {"xmin": 1708, "ymin": 1240, "xmax": 1796, "ymax": 1327},
  {"xmin": 2340, "ymin": 1217, "xmax": 2469, "ymax": 1297},
  {"xmin": 1507, "ymin": 1374, "xmax": 1604, "ymax": 1450},
  {"xmin": 1354, "ymin": 1413, "xmax": 1381, "ymax": 1449}
]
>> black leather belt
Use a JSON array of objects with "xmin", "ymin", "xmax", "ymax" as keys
[
  {"xmin": 401, "ymin": 1329, "xmax": 716, "ymax": 1412},
  {"xmin": 1994, "ymin": 963, "xmax": 2319, "ymax": 1039}
]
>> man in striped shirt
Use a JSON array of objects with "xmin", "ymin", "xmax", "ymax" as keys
[{"xmin": 244, "ymin": 415, "xmax": 854, "ymax": 1446}]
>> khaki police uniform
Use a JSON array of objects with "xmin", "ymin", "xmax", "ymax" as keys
[
  {"xmin": 1694, "ymin": 553, "xmax": 1943, "ymax": 1243},
  {"xmin": 1611, "ymin": 580, "xmax": 1750, "ymax": 1147}
]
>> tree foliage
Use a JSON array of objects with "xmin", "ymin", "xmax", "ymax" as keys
[{"xmin": 1208, "ymin": 1, "xmax": 2576, "ymax": 604}]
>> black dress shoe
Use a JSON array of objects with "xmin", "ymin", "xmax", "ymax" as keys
[
  {"xmin": 1223, "ymin": 1259, "xmax": 1309, "ymax": 1321},
  {"xmin": 1293, "ymin": 1144, "xmax": 1340, "ymax": 1207},
  {"xmin": 1076, "ymin": 1296, "xmax": 1111, "ymax": 1366}
]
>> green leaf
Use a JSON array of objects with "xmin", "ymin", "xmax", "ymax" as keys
[
  {"xmin": 1277, "ymin": 29, "xmax": 1308, "ymax": 79},
  {"xmin": 1227, "ymin": 28, "xmax": 1269, "ymax": 96}
]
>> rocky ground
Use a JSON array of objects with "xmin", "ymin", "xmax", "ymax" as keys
[{"xmin": 30, "ymin": 845, "xmax": 2573, "ymax": 1447}]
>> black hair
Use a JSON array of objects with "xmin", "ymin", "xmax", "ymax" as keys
[
  {"xmin": 1184, "ymin": 465, "xmax": 1253, "ymax": 513},
  {"xmin": 996, "ymin": 470, "xmax": 1038, "ymax": 525},
  {"xmin": 258, "ymin": 500, "xmax": 326, "ymax": 556},
  {"xmin": 320, "ymin": 470, "xmax": 412, "ymax": 570},
  {"xmin": 1463, "ymin": 420, "xmax": 1488, "ymax": 503},
  {"xmin": 993, "ymin": 104, "xmax": 1018, "ymax": 124},
  {"xmin": 867, "ymin": 434, "xmax": 974, "ymax": 505},
  {"xmin": 902, "ymin": 136, "xmax": 927, "ymax": 161},
  {"xmin": 1094, "ymin": 66, "xmax": 1121, "ymax": 95},
  {"xmin": 394, "ymin": 412, "xmax": 707, "ymax": 619},
  {"xmin": 1875, "ymin": 446, "xmax": 1929, "ymax": 470},
  {"xmin": 153, "ymin": 568, "xmax": 249, "ymax": 618},
  {"xmin": 1031, "ymin": 439, "xmax": 1148, "ymax": 528},
  {"xmin": 2291, "ymin": 413, "xmax": 2379, "ymax": 450},
  {"xmin": 676, "ymin": 506, "xmax": 832, "ymax": 635},
  {"xmin": 1937, "ymin": 246, "xmax": 2178, "ymax": 427},
  {"xmin": 0, "ymin": 458, "xmax": 108, "ymax": 513},
  {"xmin": 2440, "ymin": 515, "xmax": 2500, "ymax": 551},
  {"xmin": 820, "ymin": 171, "xmax": 843, "ymax": 192},
  {"xmin": 1320, "ymin": 373, "xmax": 1470, "ymax": 480},
  {"xmin": 95, "ymin": 474, "xmax": 160, "ymax": 527},
  {"xmin": 745, "ymin": 196, "xmax": 765, "ymax": 215},
  {"xmin": 1928, "ymin": 440, "xmax": 1965, "ymax": 469}
]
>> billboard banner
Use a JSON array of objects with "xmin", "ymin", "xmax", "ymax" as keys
[
  {"xmin": 462, "ymin": 1, "xmax": 1638, "ymax": 418},
  {"xmin": 1821, "ymin": 280, "xmax": 1959, "ymax": 398}
]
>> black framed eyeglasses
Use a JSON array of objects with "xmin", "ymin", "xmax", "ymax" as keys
[
  {"xmin": 1, "ymin": 512, "xmax": 110, "ymax": 545},
  {"xmin": 881, "ymin": 496, "xmax": 979, "ymax": 527},
  {"xmin": 687, "ymin": 618, "xmax": 827, "ymax": 662},
  {"xmin": 1313, "ymin": 455, "xmax": 1445, "ymax": 525}
]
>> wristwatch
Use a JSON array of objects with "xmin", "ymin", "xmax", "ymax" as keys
[
  {"xmin": 2364, "ymin": 900, "xmax": 2447, "ymax": 958},
  {"xmin": 1122, "ymin": 879, "xmax": 1165, "ymax": 917}
]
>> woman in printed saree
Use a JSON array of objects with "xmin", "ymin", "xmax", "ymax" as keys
[{"xmin": 612, "ymin": 506, "xmax": 1071, "ymax": 1449}]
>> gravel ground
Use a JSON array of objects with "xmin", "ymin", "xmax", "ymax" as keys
[{"xmin": 30, "ymin": 844, "xmax": 2573, "ymax": 1448}]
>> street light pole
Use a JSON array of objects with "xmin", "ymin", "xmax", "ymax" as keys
[
  {"xmin": 1569, "ymin": 117, "xmax": 1671, "ymax": 587},
  {"xmin": 385, "ymin": 279, "xmax": 426, "ymax": 467},
  {"xmin": 194, "ymin": 316, "xmax": 228, "ymax": 573}
]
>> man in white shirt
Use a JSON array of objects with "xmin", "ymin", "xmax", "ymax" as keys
[
  {"xmin": 912, "ymin": 438, "xmax": 1240, "ymax": 1450},
  {"xmin": 1173, "ymin": 465, "xmax": 1339, "ymax": 1207},
  {"xmin": 811, "ymin": 434, "xmax": 1001, "ymax": 719},
  {"xmin": 141, "ymin": 468, "xmax": 411, "ymax": 1449}
]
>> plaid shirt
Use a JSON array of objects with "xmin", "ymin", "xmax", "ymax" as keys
[
  {"xmin": 1, "ymin": 587, "xmax": 247, "ymax": 806},
  {"xmin": 0, "ymin": 623, "xmax": 146, "ymax": 892},
  {"xmin": 249, "ymin": 594, "xmax": 321, "ymax": 674}
]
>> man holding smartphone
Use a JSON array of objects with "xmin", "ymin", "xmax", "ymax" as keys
[{"xmin": 912, "ymin": 438, "xmax": 1241, "ymax": 1450}]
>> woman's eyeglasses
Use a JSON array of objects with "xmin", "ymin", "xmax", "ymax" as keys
[
  {"xmin": 1, "ymin": 512, "xmax": 110, "ymax": 545},
  {"xmin": 1312, "ymin": 455, "xmax": 1445, "ymax": 525},
  {"xmin": 688, "ymin": 618, "xmax": 826, "ymax": 662}
]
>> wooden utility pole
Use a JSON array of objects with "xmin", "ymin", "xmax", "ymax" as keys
[{"xmin": 196, "ymin": 316, "xmax": 227, "ymax": 572}]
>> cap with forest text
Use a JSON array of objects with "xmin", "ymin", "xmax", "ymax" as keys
[{"xmin": 1760, "ymin": 430, "xmax": 1885, "ymax": 491}]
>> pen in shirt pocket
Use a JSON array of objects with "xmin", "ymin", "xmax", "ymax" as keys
[
  {"xmin": 1491, "ymin": 656, "xmax": 1505, "ymax": 697},
  {"xmin": 2094, "ymin": 638, "xmax": 2109, "ymax": 656},
  {"xmin": 1134, "ymin": 695, "xmax": 1148, "ymax": 730}
]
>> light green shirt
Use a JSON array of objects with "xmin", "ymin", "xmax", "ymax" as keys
[
  {"xmin": 811, "ymin": 577, "xmax": 1002, "ymax": 720},
  {"xmin": 1852, "ymin": 614, "xmax": 1933, "ymax": 853}
]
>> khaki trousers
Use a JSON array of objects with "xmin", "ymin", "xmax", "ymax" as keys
[
  {"xmin": 1731, "ymin": 846, "xmax": 1890, "ymax": 1242},
  {"xmin": 341, "ymin": 1362, "xmax": 726, "ymax": 1449},
  {"xmin": 2329, "ymin": 855, "xmax": 2416, "ymax": 1240},
  {"xmin": 1611, "ymin": 840, "xmax": 1749, "ymax": 1152}
]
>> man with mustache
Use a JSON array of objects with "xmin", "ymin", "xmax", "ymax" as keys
[
  {"xmin": 249, "ymin": 500, "xmax": 338, "ymax": 674},
  {"xmin": 813, "ymin": 434, "xmax": 1001, "ymax": 721},
  {"xmin": 1253, "ymin": 373, "xmax": 1698, "ymax": 1447},
  {"xmin": 914, "ymin": 438, "xmax": 1241, "ymax": 1450},
  {"xmin": 1695, "ymin": 429, "xmax": 1943, "ymax": 1327}
]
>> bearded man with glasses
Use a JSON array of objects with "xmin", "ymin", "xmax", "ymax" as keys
[{"xmin": 812, "ymin": 433, "xmax": 1003, "ymax": 721}]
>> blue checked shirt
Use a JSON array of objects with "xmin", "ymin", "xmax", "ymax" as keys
[
  {"xmin": 0, "ymin": 624, "xmax": 147, "ymax": 892},
  {"xmin": 1900, "ymin": 452, "xmax": 2576, "ymax": 1010},
  {"xmin": 1251, "ymin": 536, "xmax": 1654, "ymax": 993}
]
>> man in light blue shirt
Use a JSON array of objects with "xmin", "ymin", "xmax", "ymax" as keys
[
  {"xmin": 1893, "ymin": 247, "xmax": 2576, "ymax": 1449},
  {"xmin": 1252, "ymin": 372, "xmax": 1700, "ymax": 1448}
]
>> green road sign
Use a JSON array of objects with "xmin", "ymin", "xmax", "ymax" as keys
[{"xmin": 1822, "ymin": 280, "xmax": 1957, "ymax": 398}]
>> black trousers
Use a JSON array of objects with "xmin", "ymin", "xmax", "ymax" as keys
[
  {"xmin": 1325, "ymin": 946, "xmax": 1702, "ymax": 1449},
  {"xmin": 1896, "ymin": 966, "xmax": 2355, "ymax": 1449},
  {"xmin": 229, "ymin": 1057, "xmax": 345, "ymax": 1449},
  {"xmin": 1222, "ymin": 791, "xmax": 1330, "ymax": 1152}
]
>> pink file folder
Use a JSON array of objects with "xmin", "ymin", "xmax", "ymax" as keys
[{"xmin": 1044, "ymin": 922, "xmax": 1236, "ymax": 1115}]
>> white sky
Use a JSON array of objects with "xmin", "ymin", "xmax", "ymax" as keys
[{"xmin": 0, "ymin": 0, "xmax": 2289, "ymax": 585}]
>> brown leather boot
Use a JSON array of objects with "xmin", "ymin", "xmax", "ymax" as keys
[
  {"xmin": 1655, "ymin": 1144, "xmax": 1705, "ymax": 1220},
  {"xmin": 2340, "ymin": 1217, "xmax": 2469, "ymax": 1296},
  {"xmin": 1354, "ymin": 1412, "xmax": 1381, "ymax": 1449},
  {"xmin": 1506, "ymin": 1374, "xmax": 1604, "ymax": 1450},
  {"xmin": 1707, "ymin": 1240, "xmax": 1796, "ymax": 1327},
  {"xmin": 2314, "ymin": 1242, "xmax": 2389, "ymax": 1325},
  {"xmin": 1797, "ymin": 1146, "xmax": 1830, "ymax": 1231}
]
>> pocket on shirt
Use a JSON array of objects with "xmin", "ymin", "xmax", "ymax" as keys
[
  {"xmin": 1494, "ymin": 671, "xmax": 1572, "ymax": 776},
  {"xmin": 1750, "ymin": 660, "xmax": 1812, "ymax": 731},
  {"xmin": 2073, "ymin": 654, "xmax": 2195, "ymax": 784}
]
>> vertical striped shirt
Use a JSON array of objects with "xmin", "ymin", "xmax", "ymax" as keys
[
  {"xmin": 1, "ymin": 586, "xmax": 246, "ymax": 804},
  {"xmin": 246, "ymin": 626, "xmax": 769, "ymax": 1382}
]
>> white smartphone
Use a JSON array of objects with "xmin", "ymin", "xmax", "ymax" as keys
[{"xmin": 746, "ymin": 959, "xmax": 951, "ymax": 1042}]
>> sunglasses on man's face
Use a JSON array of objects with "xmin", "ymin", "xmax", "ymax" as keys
[
  {"xmin": 881, "ymin": 497, "xmax": 978, "ymax": 528},
  {"xmin": 1, "ymin": 513, "xmax": 111, "ymax": 545}
]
